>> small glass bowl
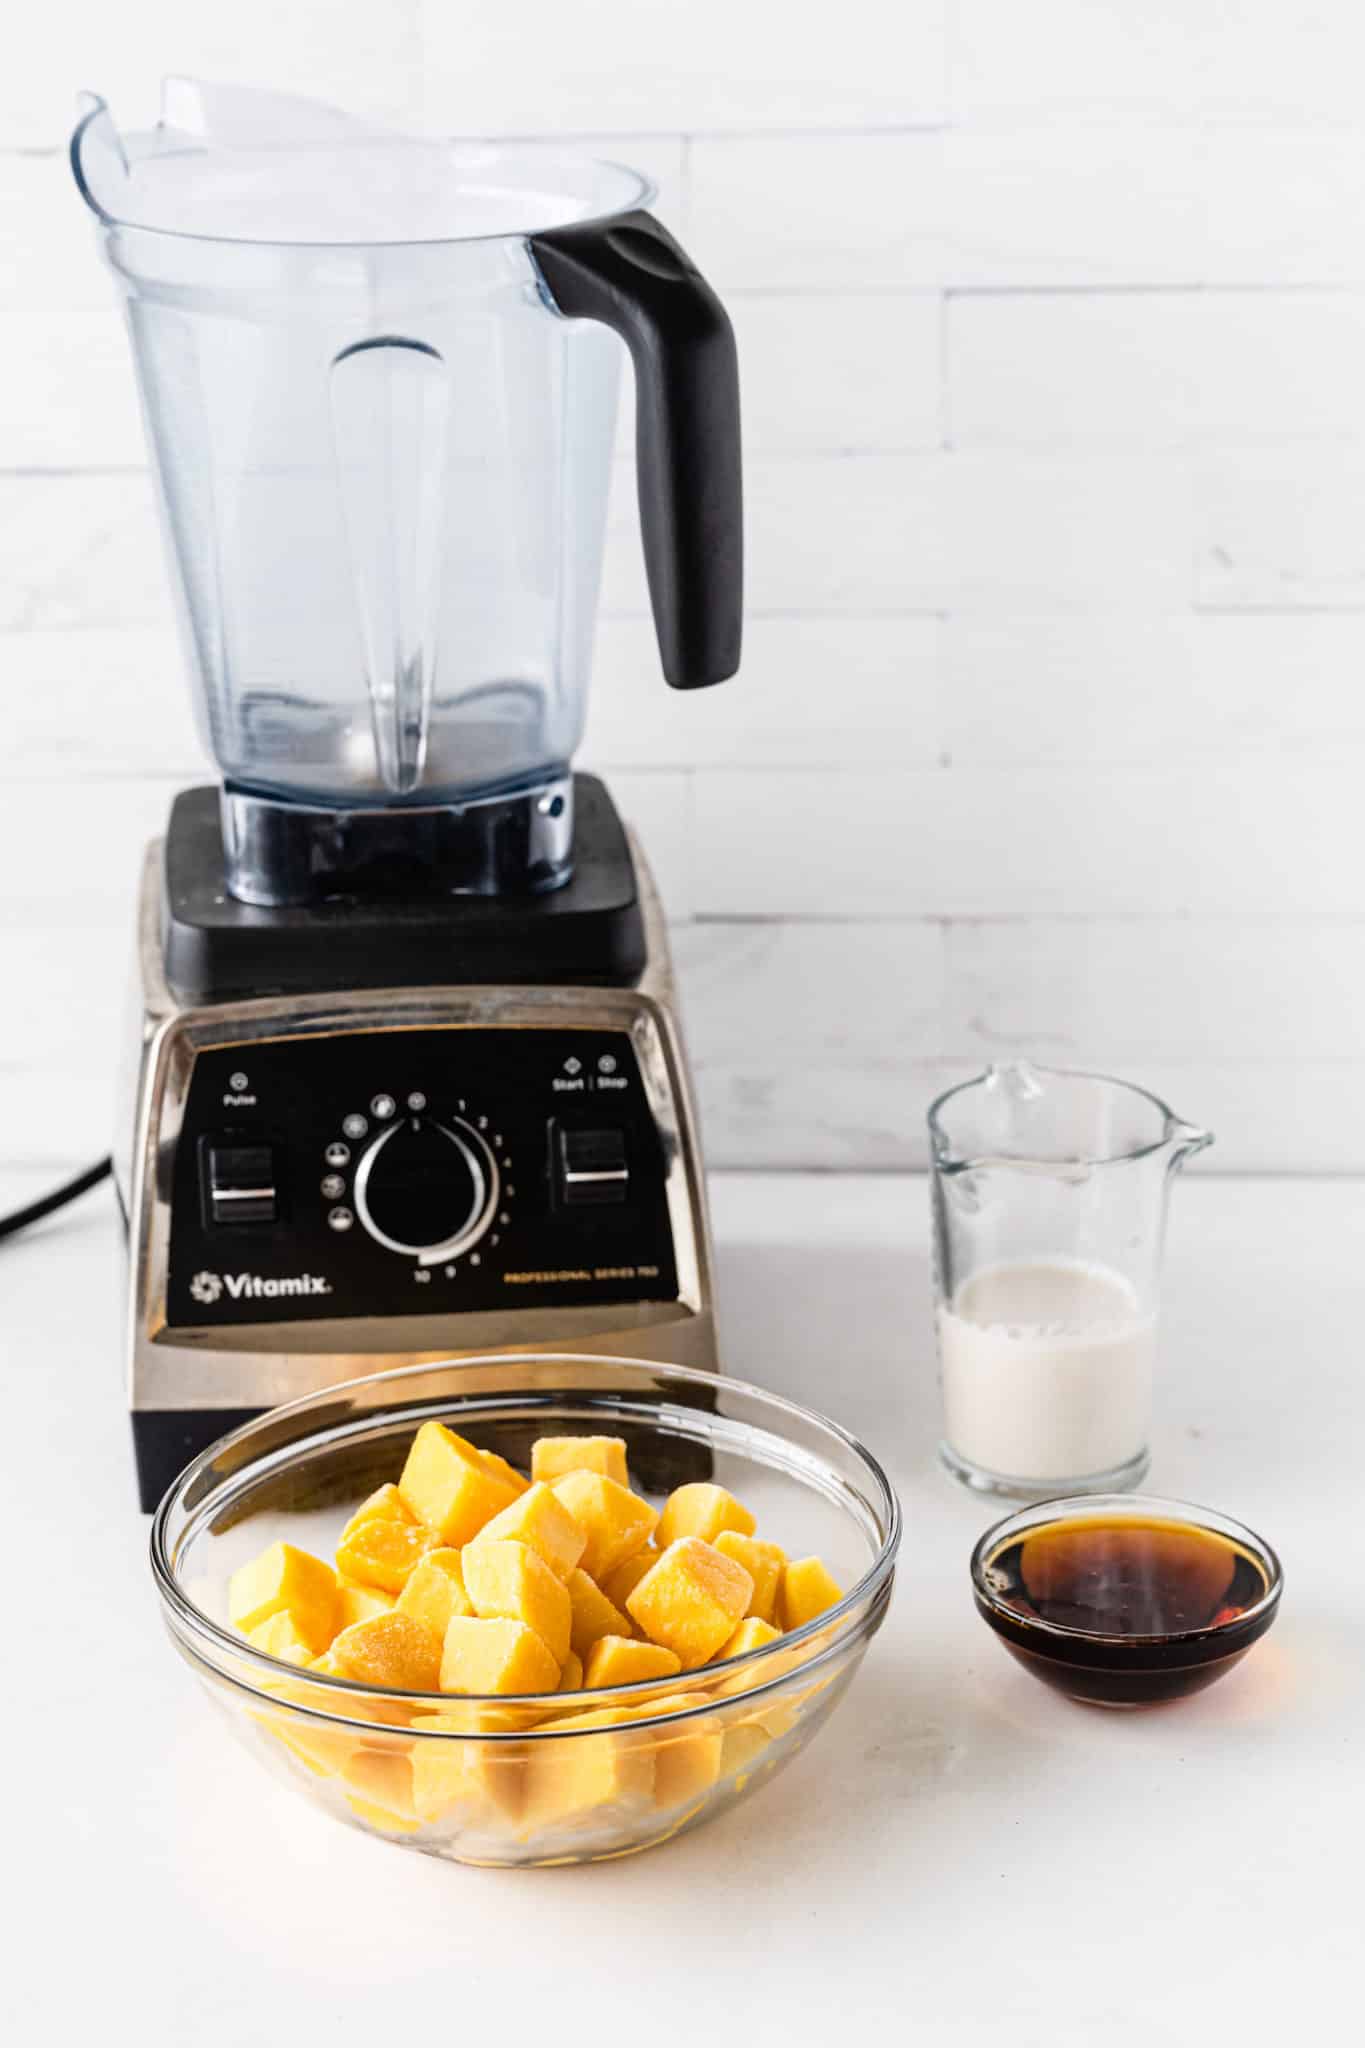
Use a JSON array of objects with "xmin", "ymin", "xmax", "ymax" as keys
[
  {"xmin": 970, "ymin": 1493, "xmax": 1283, "ymax": 1708},
  {"xmin": 153, "ymin": 1355, "xmax": 900, "ymax": 1867}
]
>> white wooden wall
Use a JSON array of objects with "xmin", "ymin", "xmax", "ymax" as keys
[{"xmin": 6, "ymin": 3, "xmax": 1365, "ymax": 1174}]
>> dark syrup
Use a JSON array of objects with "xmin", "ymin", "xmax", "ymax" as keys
[{"xmin": 977, "ymin": 1514, "xmax": 1277, "ymax": 1706}]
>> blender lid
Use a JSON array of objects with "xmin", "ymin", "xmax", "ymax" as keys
[{"xmin": 70, "ymin": 78, "xmax": 654, "ymax": 246}]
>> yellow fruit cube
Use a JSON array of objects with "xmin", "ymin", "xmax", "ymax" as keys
[
  {"xmin": 340, "ymin": 1483, "xmax": 415, "ymax": 1540},
  {"xmin": 566, "ymin": 1567, "xmax": 632, "ymax": 1661},
  {"xmin": 601, "ymin": 1546, "xmax": 658, "ymax": 1611},
  {"xmin": 523, "ymin": 1708, "xmax": 654, "ymax": 1827},
  {"xmin": 337, "ymin": 1578, "xmax": 396, "ymax": 1628},
  {"xmin": 440, "ymin": 1617, "xmax": 561, "ymax": 1696},
  {"xmin": 550, "ymin": 1471, "xmax": 658, "ymax": 1582},
  {"xmin": 328, "ymin": 1612, "xmax": 443, "ymax": 1691},
  {"xmin": 656, "ymin": 1481, "xmax": 757, "ymax": 1550},
  {"xmin": 721, "ymin": 1719, "xmax": 775, "ymax": 1785},
  {"xmin": 780, "ymin": 1556, "xmax": 844, "ymax": 1630},
  {"xmin": 714, "ymin": 1616, "xmax": 782, "ymax": 1663},
  {"xmin": 334, "ymin": 1515, "xmax": 432, "ymax": 1595},
  {"xmin": 626, "ymin": 1538, "xmax": 753, "ymax": 1670},
  {"xmin": 228, "ymin": 1541, "xmax": 339, "ymax": 1653},
  {"xmin": 531, "ymin": 1435, "xmax": 630, "ymax": 1488},
  {"xmin": 584, "ymin": 1635, "xmax": 682, "ymax": 1688},
  {"xmin": 560, "ymin": 1651, "xmax": 585, "ymax": 1692},
  {"xmin": 461, "ymin": 1538, "xmax": 572, "ymax": 1665},
  {"xmin": 631, "ymin": 1695, "xmax": 724, "ymax": 1810},
  {"xmin": 411, "ymin": 1718, "xmax": 528, "ymax": 1825},
  {"xmin": 714, "ymin": 1531, "xmax": 786, "ymax": 1625},
  {"xmin": 246, "ymin": 1611, "xmax": 315, "ymax": 1666},
  {"xmin": 475, "ymin": 1481, "xmax": 587, "ymax": 1582},
  {"xmin": 395, "ymin": 1549, "xmax": 472, "ymax": 1637},
  {"xmin": 341, "ymin": 1748, "xmax": 417, "ymax": 1824},
  {"xmin": 398, "ymin": 1421, "xmax": 519, "ymax": 1544},
  {"xmin": 477, "ymin": 1447, "xmax": 530, "ymax": 1496}
]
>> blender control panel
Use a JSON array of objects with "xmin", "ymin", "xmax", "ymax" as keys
[{"xmin": 165, "ymin": 1028, "xmax": 678, "ymax": 1328}]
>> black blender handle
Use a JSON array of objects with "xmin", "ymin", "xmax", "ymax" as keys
[{"xmin": 531, "ymin": 210, "xmax": 742, "ymax": 690}]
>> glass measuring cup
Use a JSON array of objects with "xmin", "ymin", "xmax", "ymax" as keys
[{"xmin": 927, "ymin": 1065, "xmax": 1212, "ymax": 1499}]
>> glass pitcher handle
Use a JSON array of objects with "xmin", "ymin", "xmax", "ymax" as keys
[{"xmin": 531, "ymin": 211, "xmax": 743, "ymax": 690}]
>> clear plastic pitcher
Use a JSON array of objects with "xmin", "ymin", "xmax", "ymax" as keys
[
  {"xmin": 928, "ymin": 1064, "xmax": 1213, "ymax": 1499},
  {"xmin": 70, "ymin": 81, "xmax": 742, "ymax": 901}
]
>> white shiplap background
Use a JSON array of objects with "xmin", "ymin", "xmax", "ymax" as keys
[{"xmin": 6, "ymin": 2, "xmax": 1365, "ymax": 1175}]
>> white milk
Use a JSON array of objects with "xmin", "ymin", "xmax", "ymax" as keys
[{"xmin": 937, "ymin": 1257, "xmax": 1154, "ymax": 1483}]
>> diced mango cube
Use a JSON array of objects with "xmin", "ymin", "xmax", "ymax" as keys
[
  {"xmin": 411, "ymin": 1716, "xmax": 529, "ymax": 1824},
  {"xmin": 523, "ymin": 1708, "xmax": 654, "ymax": 1827},
  {"xmin": 337, "ymin": 1578, "xmax": 396, "ymax": 1628},
  {"xmin": 714, "ymin": 1616, "xmax": 782, "ymax": 1663},
  {"xmin": 531, "ymin": 1435, "xmax": 630, "ymax": 1488},
  {"xmin": 398, "ymin": 1421, "xmax": 519, "ymax": 1544},
  {"xmin": 440, "ymin": 1617, "xmax": 561, "ymax": 1697},
  {"xmin": 657, "ymin": 1481, "xmax": 757, "ymax": 1550},
  {"xmin": 327, "ymin": 1612, "xmax": 443, "ymax": 1691},
  {"xmin": 395, "ymin": 1548, "xmax": 472, "ymax": 1637},
  {"xmin": 461, "ymin": 1539, "xmax": 572, "ymax": 1665},
  {"xmin": 341, "ymin": 1748, "xmax": 417, "ymax": 1824},
  {"xmin": 550, "ymin": 1471, "xmax": 658, "ymax": 1582},
  {"xmin": 584, "ymin": 1634, "xmax": 682, "ymax": 1689},
  {"xmin": 477, "ymin": 1447, "xmax": 530, "ymax": 1496},
  {"xmin": 628, "ymin": 1694, "xmax": 724, "ymax": 1810},
  {"xmin": 560, "ymin": 1651, "xmax": 584, "ymax": 1693},
  {"xmin": 566, "ymin": 1568, "xmax": 632, "ymax": 1661},
  {"xmin": 601, "ymin": 1545, "xmax": 659, "ymax": 1611},
  {"xmin": 780, "ymin": 1556, "xmax": 844, "ymax": 1630},
  {"xmin": 714, "ymin": 1531, "xmax": 786, "ymax": 1625},
  {"xmin": 228, "ymin": 1541, "xmax": 339, "ymax": 1653},
  {"xmin": 626, "ymin": 1538, "xmax": 753, "ymax": 1670},
  {"xmin": 246, "ymin": 1611, "xmax": 315, "ymax": 1666},
  {"xmin": 340, "ymin": 1483, "xmax": 415, "ymax": 1541},
  {"xmin": 334, "ymin": 1515, "xmax": 432, "ymax": 1595},
  {"xmin": 475, "ymin": 1481, "xmax": 587, "ymax": 1582}
]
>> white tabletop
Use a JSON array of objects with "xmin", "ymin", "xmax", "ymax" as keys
[{"xmin": 4, "ymin": 1169, "xmax": 1356, "ymax": 2042}]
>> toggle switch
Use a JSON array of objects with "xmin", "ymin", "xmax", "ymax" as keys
[
  {"xmin": 554, "ymin": 1125, "xmax": 629, "ymax": 1207},
  {"xmin": 203, "ymin": 1140, "xmax": 278, "ymax": 1227}
]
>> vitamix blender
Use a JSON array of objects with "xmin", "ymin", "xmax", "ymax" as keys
[{"xmin": 71, "ymin": 82, "xmax": 742, "ymax": 1506}]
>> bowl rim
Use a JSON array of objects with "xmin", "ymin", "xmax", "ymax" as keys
[
  {"xmin": 151, "ymin": 1353, "xmax": 902, "ymax": 1728},
  {"xmin": 969, "ymin": 1490, "xmax": 1284, "ymax": 1649}
]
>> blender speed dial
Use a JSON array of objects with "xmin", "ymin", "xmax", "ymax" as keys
[{"xmin": 352, "ymin": 1113, "xmax": 501, "ymax": 1266}]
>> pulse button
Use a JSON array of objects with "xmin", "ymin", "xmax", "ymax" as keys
[
  {"xmin": 556, "ymin": 1126, "xmax": 629, "ymax": 1207},
  {"xmin": 203, "ymin": 1141, "xmax": 278, "ymax": 1228}
]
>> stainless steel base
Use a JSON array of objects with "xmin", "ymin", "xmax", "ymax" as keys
[{"xmin": 115, "ymin": 827, "xmax": 718, "ymax": 1445}]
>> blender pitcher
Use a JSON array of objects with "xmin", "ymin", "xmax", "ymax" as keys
[{"xmin": 70, "ymin": 80, "xmax": 742, "ymax": 904}]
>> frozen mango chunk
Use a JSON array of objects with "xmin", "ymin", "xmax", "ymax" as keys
[
  {"xmin": 714, "ymin": 1531, "xmax": 786, "ymax": 1625},
  {"xmin": 462, "ymin": 1539, "xmax": 572, "ymax": 1665},
  {"xmin": 398, "ymin": 1421, "xmax": 519, "ymax": 1544},
  {"xmin": 395, "ymin": 1548, "xmax": 472, "ymax": 1637},
  {"xmin": 478, "ymin": 1447, "xmax": 530, "ymax": 1496},
  {"xmin": 780, "ymin": 1556, "xmax": 844, "ymax": 1631},
  {"xmin": 228, "ymin": 1541, "xmax": 339, "ymax": 1653},
  {"xmin": 657, "ymin": 1481, "xmax": 757, "ymax": 1550},
  {"xmin": 584, "ymin": 1635, "xmax": 682, "ymax": 1689},
  {"xmin": 531, "ymin": 1435, "xmax": 630, "ymax": 1488},
  {"xmin": 714, "ymin": 1616, "xmax": 782, "ymax": 1663},
  {"xmin": 523, "ymin": 1707, "xmax": 654, "ymax": 1828},
  {"xmin": 337, "ymin": 1578, "xmax": 396, "ymax": 1628},
  {"xmin": 246, "ymin": 1611, "xmax": 315, "ymax": 1666},
  {"xmin": 560, "ymin": 1651, "xmax": 584, "ymax": 1693},
  {"xmin": 440, "ymin": 1616, "xmax": 561, "ymax": 1697},
  {"xmin": 340, "ymin": 1483, "xmax": 416, "ymax": 1541},
  {"xmin": 566, "ymin": 1567, "xmax": 632, "ymax": 1661},
  {"xmin": 626, "ymin": 1694, "xmax": 724, "ymax": 1810},
  {"xmin": 626, "ymin": 1537, "xmax": 753, "ymax": 1670},
  {"xmin": 328, "ymin": 1611, "xmax": 442, "ymax": 1691},
  {"xmin": 601, "ymin": 1545, "xmax": 658, "ymax": 1611},
  {"xmin": 411, "ymin": 1715, "xmax": 529, "ymax": 1824},
  {"xmin": 550, "ymin": 1471, "xmax": 658, "ymax": 1582},
  {"xmin": 334, "ymin": 1515, "xmax": 432, "ymax": 1595},
  {"xmin": 341, "ymin": 1748, "xmax": 417, "ymax": 1826},
  {"xmin": 476, "ymin": 1481, "xmax": 587, "ymax": 1582}
]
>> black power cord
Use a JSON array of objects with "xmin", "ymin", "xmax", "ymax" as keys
[{"xmin": 0, "ymin": 1157, "xmax": 113, "ymax": 1243}]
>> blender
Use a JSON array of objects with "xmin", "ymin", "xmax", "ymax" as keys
[{"xmin": 71, "ymin": 81, "xmax": 743, "ymax": 1507}]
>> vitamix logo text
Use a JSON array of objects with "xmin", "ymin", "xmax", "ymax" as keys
[{"xmin": 190, "ymin": 1270, "xmax": 332, "ymax": 1306}]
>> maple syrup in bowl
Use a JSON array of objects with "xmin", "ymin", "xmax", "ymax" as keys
[{"xmin": 971, "ymin": 1494, "xmax": 1283, "ymax": 1707}]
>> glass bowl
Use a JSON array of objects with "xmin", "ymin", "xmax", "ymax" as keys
[
  {"xmin": 153, "ymin": 1355, "xmax": 901, "ymax": 1867},
  {"xmin": 970, "ymin": 1492, "xmax": 1283, "ymax": 1707}
]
